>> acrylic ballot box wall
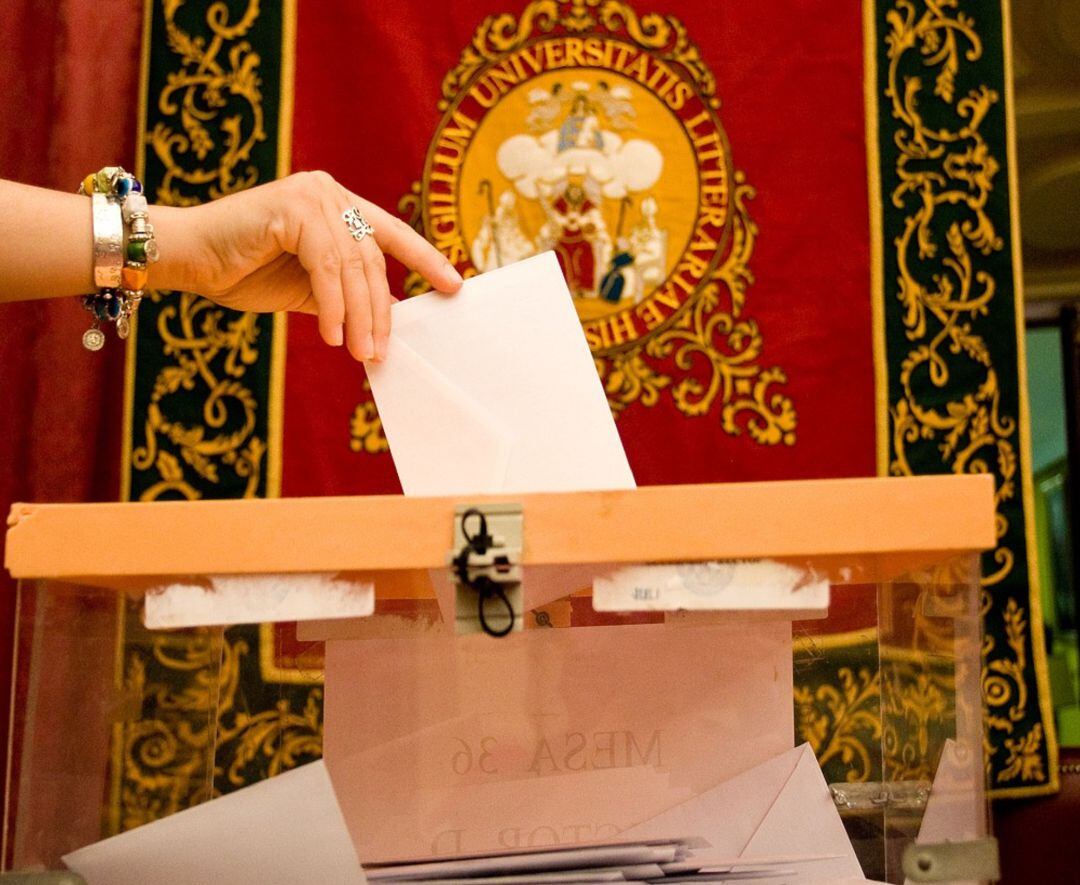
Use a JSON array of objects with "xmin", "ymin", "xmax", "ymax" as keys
[{"xmin": 3, "ymin": 476, "xmax": 997, "ymax": 884}]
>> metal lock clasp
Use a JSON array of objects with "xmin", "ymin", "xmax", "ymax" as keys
[{"xmin": 449, "ymin": 504, "xmax": 523, "ymax": 637}]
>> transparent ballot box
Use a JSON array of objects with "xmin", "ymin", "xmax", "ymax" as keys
[{"xmin": 3, "ymin": 476, "xmax": 998, "ymax": 883}]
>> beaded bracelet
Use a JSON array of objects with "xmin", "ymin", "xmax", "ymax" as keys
[{"xmin": 78, "ymin": 166, "xmax": 159, "ymax": 350}]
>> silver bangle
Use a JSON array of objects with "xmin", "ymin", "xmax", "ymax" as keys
[{"xmin": 91, "ymin": 192, "xmax": 123, "ymax": 288}]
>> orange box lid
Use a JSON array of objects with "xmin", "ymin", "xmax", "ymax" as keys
[{"xmin": 4, "ymin": 476, "xmax": 996, "ymax": 583}]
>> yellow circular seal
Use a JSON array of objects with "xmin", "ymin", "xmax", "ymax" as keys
[
  {"xmin": 389, "ymin": 1, "xmax": 795, "ymax": 446},
  {"xmin": 418, "ymin": 8, "xmax": 736, "ymax": 357}
]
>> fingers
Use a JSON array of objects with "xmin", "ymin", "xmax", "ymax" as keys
[
  {"xmin": 341, "ymin": 243, "xmax": 375, "ymax": 360},
  {"xmin": 343, "ymin": 189, "xmax": 463, "ymax": 294},
  {"xmin": 360, "ymin": 238, "xmax": 393, "ymax": 360},
  {"xmin": 294, "ymin": 213, "xmax": 346, "ymax": 347},
  {"xmin": 286, "ymin": 171, "xmax": 371, "ymax": 356},
  {"xmin": 278, "ymin": 171, "xmax": 461, "ymax": 360},
  {"xmin": 319, "ymin": 193, "xmax": 376, "ymax": 360}
]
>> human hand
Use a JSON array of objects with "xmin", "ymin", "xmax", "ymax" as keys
[{"xmin": 153, "ymin": 171, "xmax": 462, "ymax": 361}]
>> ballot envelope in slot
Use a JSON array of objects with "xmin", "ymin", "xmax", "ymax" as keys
[{"xmin": 3, "ymin": 476, "xmax": 997, "ymax": 884}]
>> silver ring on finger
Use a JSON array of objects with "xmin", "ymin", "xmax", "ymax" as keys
[{"xmin": 342, "ymin": 206, "xmax": 375, "ymax": 242}]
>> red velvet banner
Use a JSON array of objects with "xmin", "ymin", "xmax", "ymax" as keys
[
  {"xmin": 281, "ymin": 0, "xmax": 876, "ymax": 496},
  {"xmin": 0, "ymin": 0, "xmax": 139, "ymax": 786}
]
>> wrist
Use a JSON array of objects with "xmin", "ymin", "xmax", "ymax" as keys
[{"xmin": 150, "ymin": 204, "xmax": 209, "ymax": 294}]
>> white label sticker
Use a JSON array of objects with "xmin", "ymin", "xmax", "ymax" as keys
[
  {"xmin": 144, "ymin": 572, "xmax": 375, "ymax": 629},
  {"xmin": 592, "ymin": 560, "xmax": 829, "ymax": 614}
]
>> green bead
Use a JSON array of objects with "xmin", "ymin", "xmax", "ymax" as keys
[
  {"xmin": 126, "ymin": 240, "xmax": 147, "ymax": 262},
  {"xmin": 94, "ymin": 169, "xmax": 114, "ymax": 193}
]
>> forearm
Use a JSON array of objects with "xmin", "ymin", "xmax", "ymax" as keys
[
  {"xmin": 0, "ymin": 179, "xmax": 200, "ymax": 303},
  {"xmin": 0, "ymin": 172, "xmax": 462, "ymax": 359},
  {"xmin": 0, "ymin": 180, "xmax": 95, "ymax": 302}
]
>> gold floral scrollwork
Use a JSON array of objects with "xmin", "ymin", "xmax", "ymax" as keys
[
  {"xmin": 794, "ymin": 632, "xmax": 959, "ymax": 788},
  {"xmin": 599, "ymin": 350, "xmax": 670, "ymax": 412},
  {"xmin": 632, "ymin": 178, "xmax": 795, "ymax": 442},
  {"xmin": 981, "ymin": 596, "xmax": 1045, "ymax": 783},
  {"xmin": 119, "ymin": 628, "xmax": 226, "ymax": 830},
  {"xmin": 132, "ymin": 293, "xmax": 265, "ymax": 500},
  {"xmin": 350, "ymin": 380, "xmax": 390, "ymax": 454},
  {"xmin": 213, "ymin": 640, "xmax": 324, "ymax": 788},
  {"xmin": 132, "ymin": 0, "xmax": 272, "ymax": 501},
  {"xmin": 1000, "ymin": 722, "xmax": 1045, "ymax": 784},
  {"xmin": 882, "ymin": 0, "xmax": 1044, "ymax": 788},
  {"xmin": 133, "ymin": 0, "xmax": 270, "ymax": 502},
  {"xmin": 118, "ymin": 0, "xmax": 315, "ymax": 835},
  {"xmin": 150, "ymin": 0, "xmax": 267, "ymax": 204},
  {"xmin": 881, "ymin": 661, "xmax": 953, "ymax": 782},
  {"xmin": 118, "ymin": 622, "xmax": 323, "ymax": 832},
  {"xmin": 794, "ymin": 665, "xmax": 882, "ymax": 784}
]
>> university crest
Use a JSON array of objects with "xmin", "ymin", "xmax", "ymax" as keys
[{"xmin": 394, "ymin": 0, "xmax": 795, "ymax": 444}]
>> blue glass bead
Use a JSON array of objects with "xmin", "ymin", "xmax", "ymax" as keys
[
  {"xmin": 130, "ymin": 178, "xmax": 142, "ymax": 194},
  {"xmin": 116, "ymin": 177, "xmax": 132, "ymax": 197},
  {"xmin": 93, "ymin": 298, "xmax": 110, "ymax": 321},
  {"xmin": 106, "ymin": 296, "xmax": 122, "ymax": 320}
]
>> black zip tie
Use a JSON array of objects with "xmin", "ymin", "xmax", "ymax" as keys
[{"xmin": 453, "ymin": 508, "xmax": 515, "ymax": 637}]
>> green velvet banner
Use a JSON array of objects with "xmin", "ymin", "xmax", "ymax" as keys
[
  {"xmin": 124, "ymin": 0, "xmax": 285, "ymax": 503},
  {"xmin": 111, "ymin": 0, "xmax": 321, "ymax": 832},
  {"xmin": 868, "ymin": 0, "xmax": 1057, "ymax": 796}
]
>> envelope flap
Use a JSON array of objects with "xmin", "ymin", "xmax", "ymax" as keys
[
  {"xmin": 367, "ymin": 335, "xmax": 515, "ymax": 495},
  {"xmin": 621, "ymin": 743, "xmax": 806, "ymax": 855},
  {"xmin": 372, "ymin": 252, "xmax": 635, "ymax": 495},
  {"xmin": 742, "ymin": 745, "xmax": 864, "ymax": 879},
  {"xmin": 63, "ymin": 761, "xmax": 366, "ymax": 884}
]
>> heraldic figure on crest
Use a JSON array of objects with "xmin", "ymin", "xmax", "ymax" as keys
[{"xmin": 471, "ymin": 81, "xmax": 669, "ymax": 306}]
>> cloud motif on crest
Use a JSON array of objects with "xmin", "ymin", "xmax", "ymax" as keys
[{"xmin": 496, "ymin": 130, "xmax": 663, "ymax": 200}]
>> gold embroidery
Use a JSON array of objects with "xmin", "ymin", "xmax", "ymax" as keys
[
  {"xmin": 1000, "ymin": 722, "xmax": 1045, "ymax": 783},
  {"xmin": 389, "ymin": 0, "xmax": 795, "ymax": 440},
  {"xmin": 149, "ymin": 0, "xmax": 267, "ymax": 203},
  {"xmin": 119, "ymin": 622, "xmax": 322, "ymax": 830},
  {"xmin": 117, "ymin": 0, "xmax": 312, "ymax": 833},
  {"xmin": 795, "ymin": 665, "xmax": 882, "ymax": 784},
  {"xmin": 794, "ymin": 647, "xmax": 959, "ymax": 786},
  {"xmin": 119, "ymin": 630, "xmax": 224, "ymax": 829},
  {"xmin": 134, "ymin": 0, "xmax": 271, "ymax": 500},
  {"xmin": 881, "ymin": 661, "xmax": 953, "ymax": 782},
  {"xmin": 982, "ymin": 596, "xmax": 1043, "ymax": 783},
  {"xmin": 436, "ymin": 0, "xmax": 719, "ymax": 113},
  {"xmin": 645, "ymin": 177, "xmax": 796, "ymax": 441},
  {"xmin": 350, "ymin": 380, "xmax": 390, "ymax": 455},
  {"xmin": 132, "ymin": 293, "xmax": 265, "ymax": 500},
  {"xmin": 882, "ymin": 0, "xmax": 1043, "ymax": 784}
]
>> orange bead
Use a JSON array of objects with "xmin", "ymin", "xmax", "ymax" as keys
[
  {"xmin": 81, "ymin": 173, "xmax": 95, "ymax": 194},
  {"xmin": 121, "ymin": 265, "xmax": 149, "ymax": 290}
]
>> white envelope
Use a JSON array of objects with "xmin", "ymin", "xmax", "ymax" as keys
[
  {"xmin": 904, "ymin": 738, "xmax": 982, "ymax": 885},
  {"xmin": 366, "ymin": 251, "xmax": 635, "ymax": 496},
  {"xmin": 63, "ymin": 761, "xmax": 366, "ymax": 884},
  {"xmin": 622, "ymin": 743, "xmax": 865, "ymax": 882}
]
